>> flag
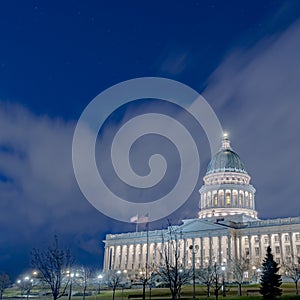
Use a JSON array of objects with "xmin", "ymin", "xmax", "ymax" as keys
[
  {"xmin": 138, "ymin": 213, "xmax": 149, "ymax": 223},
  {"xmin": 130, "ymin": 214, "xmax": 138, "ymax": 223}
]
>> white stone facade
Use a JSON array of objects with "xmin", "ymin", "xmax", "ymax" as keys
[{"xmin": 103, "ymin": 136, "xmax": 300, "ymax": 277}]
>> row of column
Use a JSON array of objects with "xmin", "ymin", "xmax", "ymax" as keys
[
  {"xmin": 104, "ymin": 235, "xmax": 235, "ymax": 271},
  {"xmin": 104, "ymin": 231, "xmax": 300, "ymax": 271}
]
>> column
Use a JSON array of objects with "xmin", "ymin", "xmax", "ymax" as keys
[
  {"xmin": 248, "ymin": 235, "xmax": 252, "ymax": 262},
  {"xmin": 112, "ymin": 245, "xmax": 117, "ymax": 270},
  {"xmin": 183, "ymin": 239, "xmax": 187, "ymax": 267},
  {"xmin": 239, "ymin": 236, "xmax": 242, "ymax": 258},
  {"xmin": 119, "ymin": 245, "xmax": 123, "ymax": 269},
  {"xmin": 289, "ymin": 232, "xmax": 295, "ymax": 259},
  {"xmin": 200, "ymin": 237, "xmax": 203, "ymax": 268},
  {"xmin": 132, "ymin": 244, "xmax": 136, "ymax": 270},
  {"xmin": 227, "ymin": 235, "xmax": 231, "ymax": 261},
  {"xmin": 279, "ymin": 233, "xmax": 284, "ymax": 263},
  {"xmin": 233, "ymin": 233, "xmax": 238, "ymax": 261},
  {"xmin": 268, "ymin": 234, "xmax": 272, "ymax": 250},
  {"xmin": 139, "ymin": 243, "xmax": 143, "ymax": 269},
  {"xmin": 103, "ymin": 246, "xmax": 109, "ymax": 271},
  {"xmin": 125, "ymin": 245, "xmax": 129, "ymax": 269},
  {"xmin": 259, "ymin": 234, "xmax": 264, "ymax": 260},
  {"xmin": 218, "ymin": 236, "xmax": 222, "ymax": 264},
  {"xmin": 209, "ymin": 236, "xmax": 213, "ymax": 263}
]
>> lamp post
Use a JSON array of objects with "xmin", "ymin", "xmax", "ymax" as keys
[
  {"xmin": 68, "ymin": 273, "xmax": 74, "ymax": 300},
  {"xmin": 221, "ymin": 266, "xmax": 226, "ymax": 297},
  {"xmin": 189, "ymin": 244, "xmax": 199, "ymax": 299},
  {"xmin": 97, "ymin": 274, "xmax": 103, "ymax": 294}
]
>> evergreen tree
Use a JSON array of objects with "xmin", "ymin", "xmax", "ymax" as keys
[{"xmin": 260, "ymin": 246, "xmax": 282, "ymax": 299}]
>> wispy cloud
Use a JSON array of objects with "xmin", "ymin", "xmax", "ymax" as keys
[
  {"xmin": 0, "ymin": 103, "xmax": 107, "ymax": 252},
  {"xmin": 203, "ymin": 19, "xmax": 300, "ymax": 218}
]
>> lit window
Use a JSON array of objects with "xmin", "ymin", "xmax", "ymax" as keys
[
  {"xmin": 232, "ymin": 190, "xmax": 238, "ymax": 206},
  {"xmin": 213, "ymin": 193, "xmax": 218, "ymax": 206},
  {"xmin": 245, "ymin": 191, "xmax": 249, "ymax": 207},
  {"xmin": 218, "ymin": 190, "xmax": 224, "ymax": 205},
  {"xmin": 226, "ymin": 190, "xmax": 231, "ymax": 205}
]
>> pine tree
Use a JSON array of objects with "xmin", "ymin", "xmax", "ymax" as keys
[{"xmin": 260, "ymin": 246, "xmax": 282, "ymax": 299}]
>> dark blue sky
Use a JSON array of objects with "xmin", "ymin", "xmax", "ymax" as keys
[{"xmin": 1, "ymin": 1, "xmax": 300, "ymax": 279}]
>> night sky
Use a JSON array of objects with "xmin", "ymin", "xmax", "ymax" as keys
[{"xmin": 1, "ymin": 1, "xmax": 300, "ymax": 279}]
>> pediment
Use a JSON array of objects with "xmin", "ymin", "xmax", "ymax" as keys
[{"xmin": 176, "ymin": 218, "xmax": 227, "ymax": 233}]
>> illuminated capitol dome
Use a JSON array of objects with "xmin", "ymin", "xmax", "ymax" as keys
[
  {"xmin": 103, "ymin": 133, "xmax": 300, "ymax": 280},
  {"xmin": 199, "ymin": 134, "xmax": 257, "ymax": 219}
]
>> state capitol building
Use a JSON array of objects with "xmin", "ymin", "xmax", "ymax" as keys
[{"xmin": 103, "ymin": 135, "xmax": 300, "ymax": 279}]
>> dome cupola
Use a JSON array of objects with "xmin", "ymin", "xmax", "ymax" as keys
[{"xmin": 199, "ymin": 133, "xmax": 257, "ymax": 219}]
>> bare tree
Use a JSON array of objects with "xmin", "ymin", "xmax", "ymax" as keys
[
  {"xmin": 156, "ymin": 226, "xmax": 191, "ymax": 299},
  {"xmin": 0, "ymin": 273, "xmax": 10, "ymax": 300},
  {"xmin": 76, "ymin": 267, "xmax": 92, "ymax": 300},
  {"xmin": 230, "ymin": 257, "xmax": 250, "ymax": 296},
  {"xmin": 31, "ymin": 235, "xmax": 74, "ymax": 300},
  {"xmin": 107, "ymin": 271, "xmax": 122, "ymax": 300},
  {"xmin": 196, "ymin": 264, "xmax": 214, "ymax": 297},
  {"xmin": 16, "ymin": 277, "xmax": 38, "ymax": 300},
  {"xmin": 283, "ymin": 257, "xmax": 300, "ymax": 295}
]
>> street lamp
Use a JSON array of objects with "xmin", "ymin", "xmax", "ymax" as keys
[
  {"xmin": 221, "ymin": 266, "xmax": 226, "ymax": 297},
  {"xmin": 68, "ymin": 273, "xmax": 74, "ymax": 300},
  {"xmin": 97, "ymin": 274, "xmax": 103, "ymax": 294},
  {"xmin": 189, "ymin": 244, "xmax": 199, "ymax": 299}
]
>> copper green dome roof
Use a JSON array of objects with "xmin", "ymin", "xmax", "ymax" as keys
[{"xmin": 206, "ymin": 136, "xmax": 247, "ymax": 175}]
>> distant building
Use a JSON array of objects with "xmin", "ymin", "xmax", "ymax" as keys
[{"xmin": 103, "ymin": 135, "xmax": 300, "ymax": 278}]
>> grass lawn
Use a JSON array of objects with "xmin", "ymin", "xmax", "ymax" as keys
[{"xmin": 4, "ymin": 283, "xmax": 300, "ymax": 300}]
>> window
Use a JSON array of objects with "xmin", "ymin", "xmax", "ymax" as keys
[
  {"xmin": 207, "ymin": 192, "xmax": 211, "ymax": 206},
  {"xmin": 254, "ymin": 237, "xmax": 260, "ymax": 243},
  {"xmin": 218, "ymin": 190, "xmax": 224, "ymax": 205},
  {"xmin": 264, "ymin": 237, "xmax": 269, "ymax": 244},
  {"xmin": 245, "ymin": 191, "xmax": 249, "ymax": 207},
  {"xmin": 245, "ymin": 248, "xmax": 250, "ymax": 256},
  {"xmin": 275, "ymin": 258, "xmax": 280, "ymax": 264},
  {"xmin": 232, "ymin": 190, "xmax": 238, "ymax": 206},
  {"xmin": 239, "ymin": 192, "xmax": 244, "ymax": 206},
  {"xmin": 249, "ymin": 197, "xmax": 253, "ymax": 208},
  {"xmin": 284, "ymin": 234, "xmax": 290, "ymax": 243},
  {"xmin": 213, "ymin": 193, "xmax": 218, "ymax": 206},
  {"xmin": 297, "ymin": 246, "xmax": 300, "ymax": 254},
  {"xmin": 275, "ymin": 246, "xmax": 280, "ymax": 254},
  {"xmin": 226, "ymin": 190, "xmax": 231, "ymax": 205},
  {"xmin": 287, "ymin": 257, "xmax": 292, "ymax": 263},
  {"xmin": 285, "ymin": 246, "xmax": 291, "ymax": 255},
  {"xmin": 255, "ymin": 247, "xmax": 260, "ymax": 256},
  {"xmin": 296, "ymin": 234, "xmax": 300, "ymax": 241},
  {"xmin": 274, "ymin": 235, "xmax": 279, "ymax": 242}
]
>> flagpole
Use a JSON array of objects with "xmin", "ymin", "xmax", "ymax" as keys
[{"xmin": 146, "ymin": 221, "xmax": 149, "ymax": 280}]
